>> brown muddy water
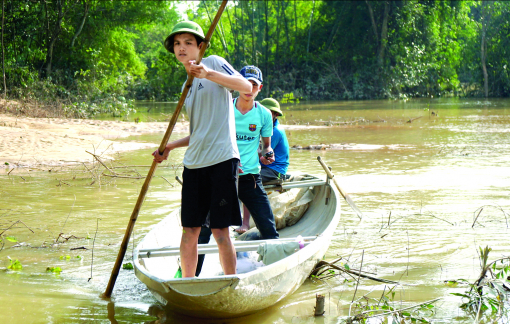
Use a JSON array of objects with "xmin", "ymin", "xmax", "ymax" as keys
[{"xmin": 1, "ymin": 98, "xmax": 509, "ymax": 323}]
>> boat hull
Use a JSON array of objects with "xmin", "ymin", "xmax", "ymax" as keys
[{"xmin": 134, "ymin": 181, "xmax": 341, "ymax": 318}]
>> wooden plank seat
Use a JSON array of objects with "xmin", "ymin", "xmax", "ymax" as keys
[
  {"xmin": 262, "ymin": 178, "xmax": 284, "ymax": 186},
  {"xmin": 139, "ymin": 236, "xmax": 317, "ymax": 259}
]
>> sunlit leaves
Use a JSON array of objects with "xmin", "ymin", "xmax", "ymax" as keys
[
  {"xmin": 4, "ymin": 0, "xmax": 510, "ymax": 105},
  {"xmin": 7, "ymin": 257, "xmax": 22, "ymax": 271},
  {"xmin": 123, "ymin": 262, "xmax": 134, "ymax": 270},
  {"xmin": 46, "ymin": 267, "xmax": 62, "ymax": 274}
]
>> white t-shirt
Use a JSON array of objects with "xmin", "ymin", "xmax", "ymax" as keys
[{"xmin": 182, "ymin": 55, "xmax": 241, "ymax": 169}]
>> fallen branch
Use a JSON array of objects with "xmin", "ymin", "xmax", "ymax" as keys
[
  {"xmin": 362, "ymin": 297, "xmax": 441, "ymax": 318},
  {"xmin": 55, "ymin": 234, "xmax": 84, "ymax": 243},
  {"xmin": 102, "ymin": 173, "xmax": 143, "ymax": 179},
  {"xmin": 70, "ymin": 246, "xmax": 88, "ymax": 250},
  {"xmin": 311, "ymin": 259, "xmax": 398, "ymax": 284},
  {"xmin": 161, "ymin": 176, "xmax": 175, "ymax": 187},
  {"xmin": 57, "ymin": 194, "xmax": 76, "ymax": 243},
  {"xmin": 406, "ymin": 116, "xmax": 422, "ymax": 123},
  {"xmin": 111, "ymin": 165, "xmax": 152, "ymax": 169},
  {"xmin": 86, "ymin": 150, "xmax": 115, "ymax": 175},
  {"xmin": 472, "ymin": 204, "xmax": 508, "ymax": 228},
  {"xmin": 352, "ymin": 250, "xmax": 365, "ymax": 302},
  {"xmin": 0, "ymin": 219, "xmax": 34, "ymax": 236},
  {"xmin": 88, "ymin": 218, "xmax": 100, "ymax": 282}
]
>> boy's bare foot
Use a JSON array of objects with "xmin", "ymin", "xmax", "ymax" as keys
[{"xmin": 234, "ymin": 224, "xmax": 249, "ymax": 234}]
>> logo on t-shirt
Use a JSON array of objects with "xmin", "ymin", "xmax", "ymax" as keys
[
  {"xmin": 237, "ymin": 134, "xmax": 256, "ymax": 141},
  {"xmin": 198, "ymin": 83, "xmax": 204, "ymax": 91},
  {"xmin": 249, "ymin": 124, "xmax": 257, "ymax": 132}
]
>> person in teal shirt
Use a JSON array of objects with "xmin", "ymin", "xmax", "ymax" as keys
[
  {"xmin": 195, "ymin": 65, "xmax": 278, "ymax": 276},
  {"xmin": 233, "ymin": 65, "xmax": 279, "ymax": 237}
]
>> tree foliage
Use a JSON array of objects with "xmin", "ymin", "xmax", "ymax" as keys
[{"xmin": 1, "ymin": 0, "xmax": 510, "ymax": 117}]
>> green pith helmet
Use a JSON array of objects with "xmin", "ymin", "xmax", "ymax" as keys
[
  {"xmin": 164, "ymin": 21, "xmax": 210, "ymax": 54},
  {"xmin": 260, "ymin": 98, "xmax": 283, "ymax": 117}
]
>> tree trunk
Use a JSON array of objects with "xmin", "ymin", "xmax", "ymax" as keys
[
  {"xmin": 241, "ymin": 1, "xmax": 245, "ymax": 63},
  {"xmin": 2, "ymin": 0, "xmax": 6, "ymax": 98},
  {"xmin": 294, "ymin": 0, "xmax": 297, "ymax": 46},
  {"xmin": 481, "ymin": 0, "xmax": 490, "ymax": 98},
  {"xmin": 306, "ymin": 0, "xmax": 316, "ymax": 54},
  {"xmin": 264, "ymin": 0, "xmax": 269, "ymax": 91},
  {"xmin": 365, "ymin": 0, "xmax": 379, "ymax": 43},
  {"xmin": 44, "ymin": 0, "xmax": 66, "ymax": 78},
  {"xmin": 70, "ymin": 0, "xmax": 89, "ymax": 48},
  {"xmin": 225, "ymin": 7, "xmax": 238, "ymax": 67},
  {"xmin": 377, "ymin": 1, "xmax": 390, "ymax": 68},
  {"xmin": 202, "ymin": 1, "xmax": 229, "ymax": 60},
  {"xmin": 275, "ymin": 1, "xmax": 280, "ymax": 67},
  {"xmin": 282, "ymin": 1, "xmax": 291, "ymax": 53},
  {"xmin": 327, "ymin": 3, "xmax": 345, "ymax": 52},
  {"xmin": 251, "ymin": 0, "xmax": 255, "ymax": 65}
]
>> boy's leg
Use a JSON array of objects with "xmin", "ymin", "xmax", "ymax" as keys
[
  {"xmin": 195, "ymin": 225, "xmax": 212, "ymax": 277},
  {"xmin": 180, "ymin": 226, "xmax": 202, "ymax": 277},
  {"xmin": 181, "ymin": 166, "xmax": 211, "ymax": 277},
  {"xmin": 207, "ymin": 158, "xmax": 242, "ymax": 274},
  {"xmin": 211, "ymin": 227, "xmax": 236, "ymax": 275},
  {"xmin": 238, "ymin": 174, "xmax": 279, "ymax": 239},
  {"xmin": 235, "ymin": 205, "xmax": 251, "ymax": 234}
]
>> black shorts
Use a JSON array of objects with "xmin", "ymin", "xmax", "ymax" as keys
[{"xmin": 181, "ymin": 158, "xmax": 242, "ymax": 228}]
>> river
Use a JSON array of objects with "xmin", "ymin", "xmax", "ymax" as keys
[{"xmin": 1, "ymin": 98, "xmax": 509, "ymax": 323}]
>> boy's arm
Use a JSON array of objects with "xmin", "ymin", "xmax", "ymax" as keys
[
  {"xmin": 259, "ymin": 136, "xmax": 274, "ymax": 165},
  {"xmin": 189, "ymin": 61, "xmax": 252, "ymax": 93},
  {"xmin": 152, "ymin": 135, "xmax": 190, "ymax": 163}
]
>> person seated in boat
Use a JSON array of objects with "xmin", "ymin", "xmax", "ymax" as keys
[
  {"xmin": 258, "ymin": 98, "xmax": 290, "ymax": 183},
  {"xmin": 152, "ymin": 21, "xmax": 252, "ymax": 278}
]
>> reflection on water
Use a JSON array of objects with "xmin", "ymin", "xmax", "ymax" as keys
[{"xmin": 1, "ymin": 98, "xmax": 509, "ymax": 323}]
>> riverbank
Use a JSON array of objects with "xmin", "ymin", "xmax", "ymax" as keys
[{"xmin": 0, "ymin": 114, "xmax": 189, "ymax": 168}]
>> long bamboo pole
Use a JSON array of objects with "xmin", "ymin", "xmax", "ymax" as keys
[
  {"xmin": 102, "ymin": 0, "xmax": 229, "ymax": 298},
  {"xmin": 317, "ymin": 156, "xmax": 363, "ymax": 220}
]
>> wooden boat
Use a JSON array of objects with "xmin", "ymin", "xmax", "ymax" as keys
[{"xmin": 133, "ymin": 174, "xmax": 341, "ymax": 318}]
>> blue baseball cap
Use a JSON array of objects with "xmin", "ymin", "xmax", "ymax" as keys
[{"xmin": 240, "ymin": 66, "xmax": 263, "ymax": 85}]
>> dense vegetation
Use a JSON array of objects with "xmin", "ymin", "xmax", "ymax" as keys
[{"xmin": 1, "ymin": 1, "xmax": 509, "ymax": 117}]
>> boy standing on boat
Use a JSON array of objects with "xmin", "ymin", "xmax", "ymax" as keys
[
  {"xmin": 258, "ymin": 98, "xmax": 290, "ymax": 182},
  {"xmin": 152, "ymin": 21, "xmax": 252, "ymax": 278}
]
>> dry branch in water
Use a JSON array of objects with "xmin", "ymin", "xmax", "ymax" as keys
[
  {"xmin": 0, "ymin": 220, "xmax": 34, "ymax": 237},
  {"xmin": 310, "ymin": 257, "xmax": 398, "ymax": 284},
  {"xmin": 86, "ymin": 150, "xmax": 145, "ymax": 179},
  {"xmin": 0, "ymin": 219, "xmax": 35, "ymax": 252},
  {"xmin": 472, "ymin": 204, "xmax": 508, "ymax": 228}
]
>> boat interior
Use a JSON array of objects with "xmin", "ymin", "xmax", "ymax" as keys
[{"xmin": 137, "ymin": 174, "xmax": 338, "ymax": 279}]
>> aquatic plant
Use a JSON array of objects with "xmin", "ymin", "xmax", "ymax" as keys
[
  {"xmin": 46, "ymin": 267, "xmax": 62, "ymax": 274},
  {"xmin": 451, "ymin": 246, "xmax": 510, "ymax": 323},
  {"xmin": 123, "ymin": 262, "xmax": 134, "ymax": 270},
  {"xmin": 7, "ymin": 257, "xmax": 22, "ymax": 271},
  {"xmin": 346, "ymin": 286, "xmax": 438, "ymax": 323}
]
